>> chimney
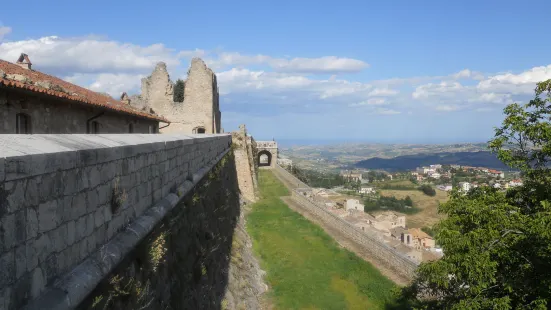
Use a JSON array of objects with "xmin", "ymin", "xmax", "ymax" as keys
[
  {"xmin": 16, "ymin": 53, "xmax": 32, "ymax": 70},
  {"xmin": 120, "ymin": 92, "xmax": 131, "ymax": 105}
]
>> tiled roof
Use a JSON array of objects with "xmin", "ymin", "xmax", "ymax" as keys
[
  {"xmin": 0, "ymin": 59, "xmax": 168, "ymax": 123},
  {"xmin": 408, "ymin": 228, "xmax": 432, "ymax": 240}
]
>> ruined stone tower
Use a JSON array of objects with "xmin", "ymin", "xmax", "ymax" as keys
[{"xmin": 134, "ymin": 58, "xmax": 221, "ymax": 134}]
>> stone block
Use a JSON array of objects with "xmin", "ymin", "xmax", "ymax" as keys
[
  {"xmin": 76, "ymin": 168, "xmax": 89, "ymax": 192},
  {"xmin": 0, "ymin": 250, "xmax": 15, "ymax": 287},
  {"xmin": 0, "ymin": 287, "xmax": 12, "ymax": 310},
  {"xmin": 30, "ymin": 267, "xmax": 45, "ymax": 299},
  {"xmin": 86, "ymin": 189, "xmax": 100, "ymax": 213},
  {"xmin": 38, "ymin": 199, "xmax": 61, "ymax": 233},
  {"xmin": 1, "ymin": 213, "xmax": 15, "ymax": 251},
  {"xmin": 0, "ymin": 157, "xmax": 4, "ymax": 183},
  {"xmin": 97, "ymin": 183, "xmax": 111, "ymax": 206},
  {"xmin": 96, "ymin": 224, "xmax": 106, "ymax": 246},
  {"xmin": 75, "ymin": 216, "xmax": 86, "ymax": 241},
  {"xmin": 88, "ymin": 166, "xmax": 101, "ymax": 188},
  {"xmin": 5, "ymin": 179, "xmax": 26, "ymax": 213},
  {"xmin": 62, "ymin": 169, "xmax": 79, "ymax": 196},
  {"xmin": 25, "ymin": 176, "xmax": 40, "ymax": 207},
  {"xmin": 14, "ymin": 209, "xmax": 26, "ymax": 244},
  {"xmin": 34, "ymin": 232, "xmax": 52, "ymax": 264},
  {"xmin": 103, "ymin": 204, "xmax": 112, "ymax": 222},
  {"xmin": 67, "ymin": 220, "xmax": 76, "ymax": 246},
  {"xmin": 87, "ymin": 233, "xmax": 96, "ymax": 254},
  {"xmin": 43, "ymin": 253, "xmax": 58, "ymax": 284},
  {"xmin": 76, "ymin": 148, "xmax": 97, "ymax": 167},
  {"xmin": 15, "ymin": 245, "xmax": 26, "ymax": 279},
  {"xmin": 79, "ymin": 238, "xmax": 88, "ymax": 261},
  {"xmin": 71, "ymin": 192, "xmax": 87, "ymax": 220},
  {"xmin": 26, "ymin": 239, "xmax": 38, "ymax": 271},
  {"xmin": 94, "ymin": 207, "xmax": 105, "ymax": 229},
  {"xmin": 85, "ymin": 213, "xmax": 95, "ymax": 237},
  {"xmin": 50, "ymin": 223, "xmax": 67, "ymax": 252}
]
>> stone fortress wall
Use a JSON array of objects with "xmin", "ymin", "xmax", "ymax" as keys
[
  {"xmin": 231, "ymin": 124, "xmax": 259, "ymax": 202},
  {"xmin": 131, "ymin": 58, "xmax": 221, "ymax": 134},
  {"xmin": 275, "ymin": 165, "xmax": 419, "ymax": 281},
  {"xmin": 0, "ymin": 133, "xmax": 231, "ymax": 309}
]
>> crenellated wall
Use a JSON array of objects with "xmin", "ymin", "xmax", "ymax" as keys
[{"xmin": 0, "ymin": 134, "xmax": 232, "ymax": 309}]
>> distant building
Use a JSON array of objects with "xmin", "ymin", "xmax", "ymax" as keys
[
  {"xmin": 437, "ymin": 184, "xmax": 453, "ymax": 191},
  {"xmin": 345, "ymin": 199, "xmax": 364, "ymax": 211},
  {"xmin": 509, "ymin": 179, "xmax": 523, "ymax": 187},
  {"xmin": 450, "ymin": 164, "xmax": 461, "ymax": 169},
  {"xmin": 359, "ymin": 186, "xmax": 375, "ymax": 194},
  {"xmin": 458, "ymin": 182, "xmax": 472, "ymax": 192},
  {"xmin": 428, "ymin": 172, "xmax": 441, "ymax": 179},
  {"xmin": 430, "ymin": 164, "xmax": 442, "ymax": 170},
  {"xmin": 341, "ymin": 170, "xmax": 362, "ymax": 182}
]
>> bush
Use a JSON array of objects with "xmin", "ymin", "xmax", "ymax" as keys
[{"xmin": 418, "ymin": 184, "xmax": 436, "ymax": 196}]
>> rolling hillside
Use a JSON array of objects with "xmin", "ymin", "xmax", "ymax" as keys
[{"xmin": 355, "ymin": 151, "xmax": 509, "ymax": 171}]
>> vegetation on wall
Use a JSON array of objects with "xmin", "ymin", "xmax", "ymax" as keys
[
  {"xmin": 173, "ymin": 79, "xmax": 185, "ymax": 102},
  {"xmin": 399, "ymin": 80, "xmax": 551, "ymax": 309},
  {"xmin": 80, "ymin": 151, "xmax": 241, "ymax": 310},
  {"xmin": 247, "ymin": 170, "xmax": 401, "ymax": 309}
]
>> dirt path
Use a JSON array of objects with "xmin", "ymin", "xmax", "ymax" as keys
[{"xmin": 272, "ymin": 167, "xmax": 410, "ymax": 286}]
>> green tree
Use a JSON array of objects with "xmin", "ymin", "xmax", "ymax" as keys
[
  {"xmin": 404, "ymin": 195, "xmax": 413, "ymax": 207},
  {"xmin": 173, "ymin": 79, "xmax": 185, "ymax": 102},
  {"xmin": 400, "ymin": 80, "xmax": 551, "ymax": 309}
]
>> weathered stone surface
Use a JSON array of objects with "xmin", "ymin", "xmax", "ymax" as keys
[
  {"xmin": 26, "ymin": 239, "xmax": 38, "ymax": 271},
  {"xmin": 0, "ymin": 287, "xmax": 12, "ymax": 310},
  {"xmin": 75, "ymin": 216, "xmax": 86, "ymax": 241},
  {"xmin": 34, "ymin": 233, "xmax": 52, "ymax": 263},
  {"xmin": 1, "ymin": 213, "xmax": 15, "ymax": 251},
  {"xmin": 26, "ymin": 207, "xmax": 38, "ymax": 241},
  {"xmin": 38, "ymin": 200, "xmax": 60, "ymax": 233},
  {"xmin": 71, "ymin": 192, "xmax": 87, "ymax": 220},
  {"xmin": 67, "ymin": 220, "xmax": 76, "ymax": 246},
  {"xmin": 30, "ymin": 268, "xmax": 44, "ymax": 299},
  {"xmin": 14, "ymin": 210, "xmax": 25, "ymax": 244},
  {"xmin": 0, "ymin": 250, "xmax": 15, "ymax": 287},
  {"xmin": 15, "ymin": 245, "xmax": 26, "ymax": 279},
  {"xmin": 49, "ymin": 224, "xmax": 67, "ymax": 253}
]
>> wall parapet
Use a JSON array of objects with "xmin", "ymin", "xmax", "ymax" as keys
[
  {"xmin": 0, "ymin": 133, "xmax": 231, "ymax": 310},
  {"xmin": 275, "ymin": 165, "xmax": 418, "ymax": 281}
]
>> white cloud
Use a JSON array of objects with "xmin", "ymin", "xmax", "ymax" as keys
[
  {"xmin": 349, "ymin": 98, "xmax": 387, "ymax": 107},
  {"xmin": 368, "ymin": 88, "xmax": 398, "ymax": 96},
  {"xmin": 435, "ymin": 104, "xmax": 461, "ymax": 112},
  {"xmin": 376, "ymin": 108, "xmax": 401, "ymax": 115},
  {"xmin": 412, "ymin": 82, "xmax": 463, "ymax": 99},
  {"xmin": 65, "ymin": 73, "xmax": 144, "ymax": 97},
  {"xmin": 205, "ymin": 52, "xmax": 368, "ymax": 74},
  {"xmin": 477, "ymin": 65, "xmax": 551, "ymax": 95},
  {"xmin": 0, "ymin": 36, "xmax": 180, "ymax": 74},
  {"xmin": 0, "ymin": 26, "xmax": 11, "ymax": 41}
]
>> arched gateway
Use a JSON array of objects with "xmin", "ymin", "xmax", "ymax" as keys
[{"xmin": 256, "ymin": 140, "xmax": 278, "ymax": 168}]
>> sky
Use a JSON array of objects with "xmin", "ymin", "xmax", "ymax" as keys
[{"xmin": 1, "ymin": 0, "xmax": 551, "ymax": 143}]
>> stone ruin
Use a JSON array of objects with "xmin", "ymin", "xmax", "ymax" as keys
[{"xmin": 128, "ymin": 58, "xmax": 221, "ymax": 134}]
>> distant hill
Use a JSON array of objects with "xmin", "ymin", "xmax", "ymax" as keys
[{"xmin": 355, "ymin": 151, "xmax": 510, "ymax": 171}]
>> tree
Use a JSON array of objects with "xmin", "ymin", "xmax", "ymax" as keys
[
  {"xmin": 419, "ymin": 184, "xmax": 436, "ymax": 196},
  {"xmin": 400, "ymin": 79, "xmax": 551, "ymax": 309},
  {"xmin": 173, "ymin": 79, "xmax": 185, "ymax": 102},
  {"xmin": 404, "ymin": 195, "xmax": 413, "ymax": 207}
]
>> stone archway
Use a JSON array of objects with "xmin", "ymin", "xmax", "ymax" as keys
[
  {"xmin": 256, "ymin": 140, "xmax": 278, "ymax": 168},
  {"xmin": 258, "ymin": 150, "xmax": 272, "ymax": 167}
]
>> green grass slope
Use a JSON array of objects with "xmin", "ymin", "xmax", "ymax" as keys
[{"xmin": 247, "ymin": 170, "xmax": 400, "ymax": 310}]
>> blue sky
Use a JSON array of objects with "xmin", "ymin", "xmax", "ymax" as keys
[{"xmin": 1, "ymin": 0, "xmax": 551, "ymax": 143}]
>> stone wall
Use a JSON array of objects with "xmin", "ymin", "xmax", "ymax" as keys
[
  {"xmin": 231, "ymin": 125, "xmax": 258, "ymax": 202},
  {"xmin": 131, "ymin": 58, "xmax": 221, "ymax": 135},
  {"xmin": 0, "ymin": 133, "xmax": 231, "ymax": 309},
  {"xmin": 0, "ymin": 89, "xmax": 159, "ymax": 134},
  {"xmin": 275, "ymin": 166, "xmax": 418, "ymax": 281}
]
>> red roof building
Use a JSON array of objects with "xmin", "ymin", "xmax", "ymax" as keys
[{"xmin": 0, "ymin": 54, "xmax": 168, "ymax": 134}]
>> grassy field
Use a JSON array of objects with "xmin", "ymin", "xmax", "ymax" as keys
[
  {"xmin": 247, "ymin": 170, "xmax": 400, "ymax": 310},
  {"xmin": 379, "ymin": 188, "xmax": 448, "ymax": 228}
]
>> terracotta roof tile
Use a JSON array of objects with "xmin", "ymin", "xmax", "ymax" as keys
[{"xmin": 0, "ymin": 59, "xmax": 168, "ymax": 123}]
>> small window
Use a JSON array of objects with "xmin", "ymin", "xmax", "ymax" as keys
[
  {"xmin": 193, "ymin": 126, "xmax": 206, "ymax": 134},
  {"xmin": 128, "ymin": 123, "xmax": 134, "ymax": 133},
  {"xmin": 16, "ymin": 113, "xmax": 31, "ymax": 134},
  {"xmin": 88, "ymin": 121, "xmax": 100, "ymax": 134},
  {"xmin": 148, "ymin": 125, "xmax": 156, "ymax": 134}
]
